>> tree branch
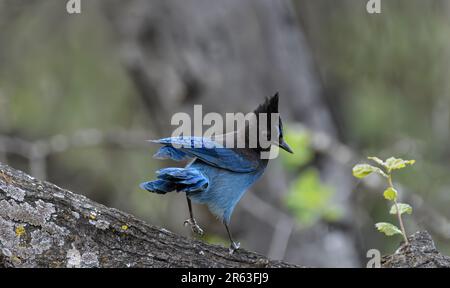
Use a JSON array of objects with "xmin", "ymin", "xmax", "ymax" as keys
[
  {"xmin": 0, "ymin": 162, "xmax": 300, "ymax": 268},
  {"xmin": 382, "ymin": 231, "xmax": 450, "ymax": 268}
]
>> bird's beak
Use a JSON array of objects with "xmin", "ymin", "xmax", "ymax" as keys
[{"xmin": 278, "ymin": 139, "xmax": 293, "ymax": 154}]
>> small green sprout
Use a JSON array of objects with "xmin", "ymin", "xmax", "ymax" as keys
[{"xmin": 353, "ymin": 156, "xmax": 415, "ymax": 244}]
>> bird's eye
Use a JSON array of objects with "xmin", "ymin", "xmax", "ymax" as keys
[
  {"xmin": 279, "ymin": 118, "xmax": 284, "ymax": 138},
  {"xmin": 277, "ymin": 124, "xmax": 283, "ymax": 139}
]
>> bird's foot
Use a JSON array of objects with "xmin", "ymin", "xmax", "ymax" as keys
[
  {"xmin": 228, "ymin": 242, "xmax": 241, "ymax": 255},
  {"xmin": 184, "ymin": 218, "xmax": 204, "ymax": 236}
]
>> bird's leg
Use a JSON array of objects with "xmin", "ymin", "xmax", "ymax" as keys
[
  {"xmin": 184, "ymin": 197, "xmax": 204, "ymax": 236},
  {"xmin": 225, "ymin": 223, "xmax": 240, "ymax": 254}
]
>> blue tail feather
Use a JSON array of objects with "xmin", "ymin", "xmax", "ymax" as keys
[
  {"xmin": 140, "ymin": 167, "xmax": 208, "ymax": 195},
  {"xmin": 139, "ymin": 180, "xmax": 176, "ymax": 194}
]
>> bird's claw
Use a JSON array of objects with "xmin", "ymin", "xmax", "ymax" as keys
[
  {"xmin": 228, "ymin": 242, "xmax": 241, "ymax": 255},
  {"xmin": 184, "ymin": 218, "xmax": 204, "ymax": 236}
]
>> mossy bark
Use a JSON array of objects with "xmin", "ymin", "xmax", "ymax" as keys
[
  {"xmin": 382, "ymin": 231, "xmax": 450, "ymax": 268},
  {"xmin": 1, "ymin": 162, "xmax": 449, "ymax": 268},
  {"xmin": 0, "ymin": 163, "xmax": 300, "ymax": 268}
]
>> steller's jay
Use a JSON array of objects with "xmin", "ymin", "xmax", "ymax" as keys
[{"xmin": 140, "ymin": 93, "xmax": 293, "ymax": 253}]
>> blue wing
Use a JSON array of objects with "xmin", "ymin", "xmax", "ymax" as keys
[
  {"xmin": 149, "ymin": 136, "xmax": 260, "ymax": 173},
  {"xmin": 153, "ymin": 145, "xmax": 189, "ymax": 161}
]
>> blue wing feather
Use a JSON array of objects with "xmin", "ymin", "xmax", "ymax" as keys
[
  {"xmin": 149, "ymin": 137, "xmax": 259, "ymax": 173},
  {"xmin": 153, "ymin": 145, "xmax": 188, "ymax": 161}
]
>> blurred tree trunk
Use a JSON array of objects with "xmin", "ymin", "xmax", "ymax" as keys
[{"xmin": 104, "ymin": 0, "xmax": 359, "ymax": 267}]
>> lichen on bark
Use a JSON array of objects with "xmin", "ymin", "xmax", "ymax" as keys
[{"xmin": 0, "ymin": 163, "xmax": 299, "ymax": 268}]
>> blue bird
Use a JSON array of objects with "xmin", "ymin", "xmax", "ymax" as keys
[{"xmin": 140, "ymin": 93, "xmax": 293, "ymax": 253}]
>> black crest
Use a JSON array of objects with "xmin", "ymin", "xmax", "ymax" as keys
[
  {"xmin": 254, "ymin": 92, "xmax": 279, "ymax": 115},
  {"xmin": 246, "ymin": 93, "xmax": 281, "ymax": 153}
]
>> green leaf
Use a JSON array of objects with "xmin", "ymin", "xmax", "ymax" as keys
[
  {"xmin": 390, "ymin": 203, "xmax": 413, "ymax": 215},
  {"xmin": 383, "ymin": 187, "xmax": 398, "ymax": 201},
  {"xmin": 385, "ymin": 157, "xmax": 416, "ymax": 171},
  {"xmin": 368, "ymin": 156, "xmax": 385, "ymax": 167},
  {"xmin": 352, "ymin": 164, "xmax": 387, "ymax": 179},
  {"xmin": 375, "ymin": 222, "xmax": 403, "ymax": 236}
]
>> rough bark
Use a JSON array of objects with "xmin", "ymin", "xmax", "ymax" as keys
[
  {"xmin": 0, "ymin": 162, "xmax": 300, "ymax": 268},
  {"xmin": 1, "ymin": 162, "xmax": 449, "ymax": 268},
  {"xmin": 382, "ymin": 231, "xmax": 450, "ymax": 268}
]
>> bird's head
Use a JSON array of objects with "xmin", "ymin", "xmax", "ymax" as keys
[{"xmin": 253, "ymin": 93, "xmax": 293, "ymax": 154}]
